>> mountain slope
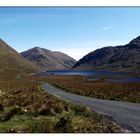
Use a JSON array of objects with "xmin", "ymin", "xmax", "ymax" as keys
[
  {"xmin": 21, "ymin": 47, "xmax": 76, "ymax": 71},
  {"xmin": 0, "ymin": 39, "xmax": 39, "ymax": 79},
  {"xmin": 73, "ymin": 36, "xmax": 140, "ymax": 72}
]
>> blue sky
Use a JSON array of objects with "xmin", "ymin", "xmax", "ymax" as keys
[{"xmin": 0, "ymin": 7, "xmax": 140, "ymax": 60}]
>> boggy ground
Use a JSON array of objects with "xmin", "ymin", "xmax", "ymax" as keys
[
  {"xmin": 0, "ymin": 78, "xmax": 123, "ymax": 133},
  {"xmin": 32, "ymin": 75, "xmax": 140, "ymax": 103}
]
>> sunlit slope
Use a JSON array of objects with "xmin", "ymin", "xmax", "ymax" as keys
[{"xmin": 0, "ymin": 39, "xmax": 39, "ymax": 79}]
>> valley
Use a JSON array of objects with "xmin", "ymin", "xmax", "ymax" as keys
[{"xmin": 0, "ymin": 36, "xmax": 140, "ymax": 133}]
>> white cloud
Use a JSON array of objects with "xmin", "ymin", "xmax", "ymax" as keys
[{"xmin": 102, "ymin": 26, "xmax": 115, "ymax": 31}]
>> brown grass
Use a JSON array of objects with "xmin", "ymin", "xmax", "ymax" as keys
[
  {"xmin": 0, "ymin": 78, "xmax": 123, "ymax": 133},
  {"xmin": 31, "ymin": 75, "xmax": 140, "ymax": 103}
]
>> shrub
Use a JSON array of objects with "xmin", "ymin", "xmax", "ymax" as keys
[
  {"xmin": 0, "ymin": 103, "xmax": 4, "ymax": 111},
  {"xmin": 3, "ymin": 106, "xmax": 22, "ymax": 121},
  {"xmin": 55, "ymin": 117, "xmax": 73, "ymax": 133},
  {"xmin": 64, "ymin": 103, "xmax": 72, "ymax": 112},
  {"xmin": 73, "ymin": 105, "xmax": 88, "ymax": 115},
  {"xmin": 38, "ymin": 104, "xmax": 55, "ymax": 115},
  {"xmin": 54, "ymin": 104, "xmax": 64, "ymax": 114}
]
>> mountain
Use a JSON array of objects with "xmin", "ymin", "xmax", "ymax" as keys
[
  {"xmin": 0, "ymin": 39, "xmax": 39, "ymax": 79},
  {"xmin": 21, "ymin": 47, "xmax": 77, "ymax": 71},
  {"xmin": 73, "ymin": 36, "xmax": 140, "ymax": 72}
]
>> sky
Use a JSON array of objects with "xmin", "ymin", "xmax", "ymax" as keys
[{"xmin": 0, "ymin": 7, "xmax": 140, "ymax": 60}]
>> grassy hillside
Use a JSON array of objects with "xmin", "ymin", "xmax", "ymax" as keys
[{"xmin": 0, "ymin": 39, "xmax": 39, "ymax": 79}]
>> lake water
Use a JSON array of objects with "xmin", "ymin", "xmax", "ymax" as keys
[
  {"xmin": 107, "ymin": 78, "xmax": 140, "ymax": 83},
  {"xmin": 36, "ymin": 70, "xmax": 130, "ymax": 76},
  {"xmin": 35, "ymin": 70, "xmax": 140, "ymax": 83}
]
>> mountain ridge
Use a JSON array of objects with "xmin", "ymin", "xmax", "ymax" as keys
[
  {"xmin": 21, "ymin": 47, "xmax": 77, "ymax": 71},
  {"xmin": 73, "ymin": 36, "xmax": 140, "ymax": 72}
]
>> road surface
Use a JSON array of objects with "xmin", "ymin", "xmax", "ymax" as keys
[{"xmin": 42, "ymin": 83, "xmax": 140, "ymax": 132}]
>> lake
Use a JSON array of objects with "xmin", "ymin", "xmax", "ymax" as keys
[
  {"xmin": 35, "ymin": 70, "xmax": 140, "ymax": 83},
  {"xmin": 36, "ymin": 70, "xmax": 130, "ymax": 76}
]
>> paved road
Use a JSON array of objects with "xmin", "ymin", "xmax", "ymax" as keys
[{"xmin": 42, "ymin": 83, "xmax": 140, "ymax": 132}]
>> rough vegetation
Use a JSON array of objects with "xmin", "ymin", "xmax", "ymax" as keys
[
  {"xmin": 0, "ymin": 78, "xmax": 123, "ymax": 133},
  {"xmin": 33, "ymin": 75, "xmax": 140, "ymax": 103}
]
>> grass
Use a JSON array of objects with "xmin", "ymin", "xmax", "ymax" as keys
[
  {"xmin": 31, "ymin": 75, "xmax": 140, "ymax": 103},
  {"xmin": 0, "ymin": 78, "xmax": 123, "ymax": 133}
]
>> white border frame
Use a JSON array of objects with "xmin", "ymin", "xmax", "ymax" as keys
[{"xmin": 0, "ymin": 0, "xmax": 140, "ymax": 6}]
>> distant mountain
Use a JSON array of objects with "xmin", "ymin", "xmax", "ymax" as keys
[
  {"xmin": 73, "ymin": 36, "xmax": 140, "ymax": 72},
  {"xmin": 21, "ymin": 47, "xmax": 76, "ymax": 71},
  {"xmin": 0, "ymin": 39, "xmax": 39, "ymax": 79}
]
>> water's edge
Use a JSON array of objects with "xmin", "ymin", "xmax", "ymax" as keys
[{"xmin": 35, "ymin": 70, "xmax": 140, "ymax": 83}]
